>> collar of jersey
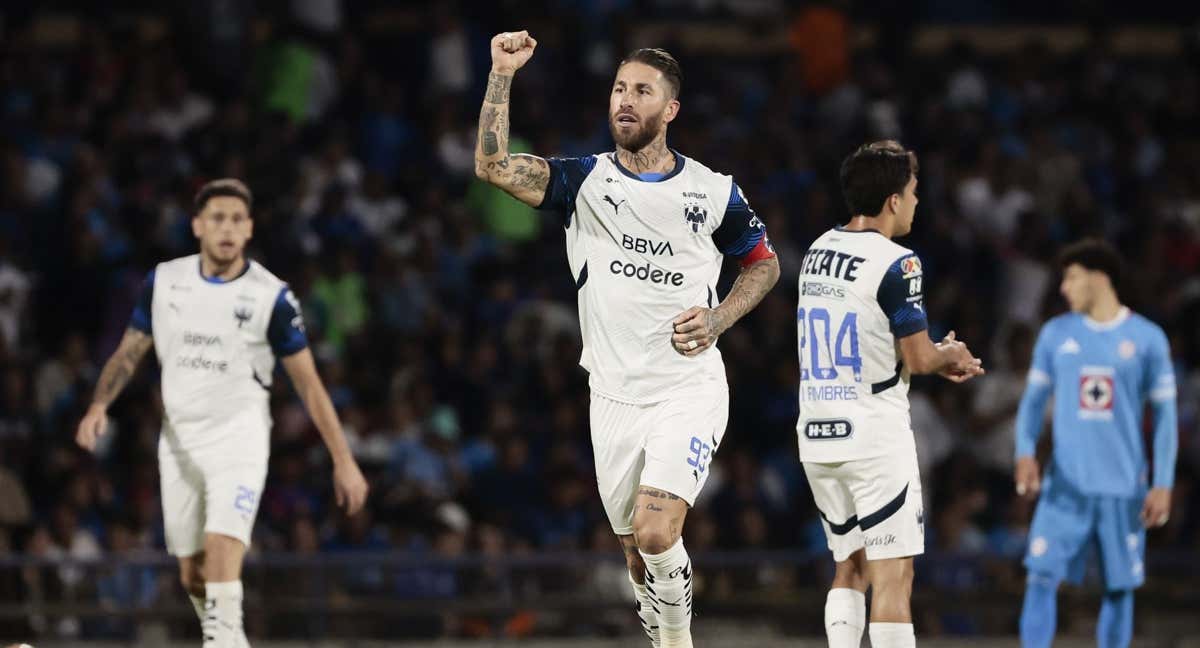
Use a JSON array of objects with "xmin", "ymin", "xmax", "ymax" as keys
[
  {"xmin": 610, "ymin": 149, "xmax": 686, "ymax": 183},
  {"xmin": 1082, "ymin": 306, "xmax": 1130, "ymax": 331},
  {"xmin": 834, "ymin": 225, "xmax": 884, "ymax": 235},
  {"xmin": 197, "ymin": 258, "xmax": 251, "ymax": 284}
]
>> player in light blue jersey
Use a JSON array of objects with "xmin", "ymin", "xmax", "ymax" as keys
[{"xmin": 1014, "ymin": 239, "xmax": 1177, "ymax": 648}]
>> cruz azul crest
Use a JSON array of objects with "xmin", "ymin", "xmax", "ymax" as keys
[{"xmin": 683, "ymin": 203, "xmax": 707, "ymax": 233}]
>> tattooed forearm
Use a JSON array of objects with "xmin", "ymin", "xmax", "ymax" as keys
[
  {"xmin": 713, "ymin": 256, "xmax": 780, "ymax": 334},
  {"xmin": 482, "ymin": 132, "xmax": 500, "ymax": 156},
  {"xmin": 92, "ymin": 328, "xmax": 153, "ymax": 407},
  {"xmin": 637, "ymin": 487, "xmax": 681, "ymax": 501},
  {"xmin": 476, "ymin": 77, "xmax": 512, "ymax": 167},
  {"xmin": 473, "ymin": 70, "xmax": 550, "ymax": 205},
  {"xmin": 485, "ymin": 72, "xmax": 512, "ymax": 104},
  {"xmin": 646, "ymin": 502, "xmax": 664, "ymax": 512}
]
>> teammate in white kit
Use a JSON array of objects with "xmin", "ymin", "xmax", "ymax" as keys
[
  {"xmin": 795, "ymin": 142, "xmax": 983, "ymax": 648},
  {"xmin": 474, "ymin": 32, "xmax": 780, "ymax": 648},
  {"xmin": 75, "ymin": 179, "xmax": 369, "ymax": 648}
]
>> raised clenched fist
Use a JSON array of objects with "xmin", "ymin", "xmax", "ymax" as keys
[{"xmin": 490, "ymin": 30, "xmax": 537, "ymax": 74}]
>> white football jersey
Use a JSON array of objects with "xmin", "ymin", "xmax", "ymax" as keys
[
  {"xmin": 795, "ymin": 228, "xmax": 928, "ymax": 462},
  {"xmin": 130, "ymin": 255, "xmax": 308, "ymax": 458},
  {"xmin": 538, "ymin": 150, "xmax": 772, "ymax": 403}
]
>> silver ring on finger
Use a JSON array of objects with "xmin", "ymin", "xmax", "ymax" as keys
[{"xmin": 687, "ymin": 340, "xmax": 698, "ymax": 350}]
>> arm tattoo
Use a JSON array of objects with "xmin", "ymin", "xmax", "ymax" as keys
[
  {"xmin": 476, "ymin": 77, "xmax": 512, "ymax": 168},
  {"xmin": 474, "ymin": 71, "xmax": 550, "ymax": 204},
  {"xmin": 510, "ymin": 155, "xmax": 549, "ymax": 189},
  {"xmin": 92, "ymin": 328, "xmax": 153, "ymax": 407},
  {"xmin": 637, "ymin": 487, "xmax": 681, "ymax": 501},
  {"xmin": 482, "ymin": 132, "xmax": 500, "ymax": 156},
  {"xmin": 712, "ymin": 257, "xmax": 780, "ymax": 335},
  {"xmin": 485, "ymin": 72, "xmax": 512, "ymax": 104}
]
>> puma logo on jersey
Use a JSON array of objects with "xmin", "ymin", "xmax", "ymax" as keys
[{"xmin": 603, "ymin": 195, "xmax": 626, "ymax": 214}]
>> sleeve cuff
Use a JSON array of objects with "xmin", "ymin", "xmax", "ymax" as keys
[
  {"xmin": 1027, "ymin": 368, "xmax": 1051, "ymax": 385},
  {"xmin": 892, "ymin": 320, "xmax": 928, "ymax": 339}
]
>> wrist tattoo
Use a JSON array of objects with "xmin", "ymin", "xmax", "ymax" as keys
[{"xmin": 486, "ymin": 72, "xmax": 512, "ymax": 103}]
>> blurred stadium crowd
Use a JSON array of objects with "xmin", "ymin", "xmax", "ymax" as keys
[{"xmin": 1, "ymin": 0, "xmax": 1200, "ymax": 640}]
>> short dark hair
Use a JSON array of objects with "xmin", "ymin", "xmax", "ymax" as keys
[
  {"xmin": 193, "ymin": 178, "xmax": 253, "ymax": 215},
  {"xmin": 1058, "ymin": 238, "xmax": 1122, "ymax": 287},
  {"xmin": 839, "ymin": 140, "xmax": 919, "ymax": 217},
  {"xmin": 620, "ymin": 48, "xmax": 682, "ymax": 98}
]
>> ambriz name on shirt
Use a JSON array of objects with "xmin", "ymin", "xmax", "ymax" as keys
[
  {"xmin": 805, "ymin": 384, "xmax": 858, "ymax": 401},
  {"xmin": 801, "ymin": 248, "xmax": 867, "ymax": 281}
]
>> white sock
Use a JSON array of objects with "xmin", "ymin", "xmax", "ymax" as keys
[
  {"xmin": 825, "ymin": 588, "xmax": 866, "ymax": 647},
  {"xmin": 630, "ymin": 573, "xmax": 661, "ymax": 647},
  {"xmin": 203, "ymin": 580, "xmax": 247, "ymax": 648},
  {"xmin": 869, "ymin": 622, "xmax": 915, "ymax": 648},
  {"xmin": 190, "ymin": 594, "xmax": 207, "ymax": 620},
  {"xmin": 640, "ymin": 539, "xmax": 693, "ymax": 648}
]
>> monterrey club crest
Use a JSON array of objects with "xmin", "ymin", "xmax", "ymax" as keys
[{"xmin": 684, "ymin": 203, "xmax": 707, "ymax": 233}]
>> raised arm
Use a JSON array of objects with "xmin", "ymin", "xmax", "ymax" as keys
[
  {"xmin": 76, "ymin": 327, "xmax": 154, "ymax": 451},
  {"xmin": 473, "ymin": 30, "xmax": 551, "ymax": 207}
]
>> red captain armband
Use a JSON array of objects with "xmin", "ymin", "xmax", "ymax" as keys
[{"xmin": 739, "ymin": 235, "xmax": 776, "ymax": 268}]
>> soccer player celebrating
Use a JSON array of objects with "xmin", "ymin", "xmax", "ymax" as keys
[
  {"xmin": 796, "ymin": 141, "xmax": 984, "ymax": 648},
  {"xmin": 1015, "ymin": 239, "xmax": 1177, "ymax": 648},
  {"xmin": 474, "ymin": 32, "xmax": 780, "ymax": 647},
  {"xmin": 75, "ymin": 179, "xmax": 369, "ymax": 648}
]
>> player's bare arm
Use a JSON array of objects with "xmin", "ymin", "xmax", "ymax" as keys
[
  {"xmin": 898, "ymin": 328, "xmax": 983, "ymax": 379},
  {"xmin": 281, "ymin": 348, "xmax": 369, "ymax": 515},
  {"xmin": 672, "ymin": 255, "xmax": 780, "ymax": 357},
  {"xmin": 76, "ymin": 327, "xmax": 154, "ymax": 452},
  {"xmin": 473, "ymin": 30, "xmax": 551, "ymax": 207}
]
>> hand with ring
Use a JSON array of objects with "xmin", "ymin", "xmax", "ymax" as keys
[{"xmin": 671, "ymin": 306, "xmax": 726, "ymax": 357}]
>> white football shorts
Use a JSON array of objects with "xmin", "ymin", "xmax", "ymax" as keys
[
  {"xmin": 590, "ymin": 386, "xmax": 728, "ymax": 536},
  {"xmin": 159, "ymin": 441, "xmax": 268, "ymax": 557},
  {"xmin": 803, "ymin": 445, "xmax": 925, "ymax": 562}
]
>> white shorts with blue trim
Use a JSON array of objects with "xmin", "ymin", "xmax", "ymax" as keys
[{"xmin": 804, "ymin": 446, "xmax": 925, "ymax": 562}]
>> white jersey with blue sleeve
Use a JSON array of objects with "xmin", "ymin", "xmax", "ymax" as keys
[
  {"xmin": 537, "ymin": 150, "xmax": 773, "ymax": 403},
  {"xmin": 1015, "ymin": 308, "xmax": 1178, "ymax": 497},
  {"xmin": 129, "ymin": 254, "xmax": 308, "ymax": 459},
  {"xmin": 795, "ymin": 228, "xmax": 928, "ymax": 463}
]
